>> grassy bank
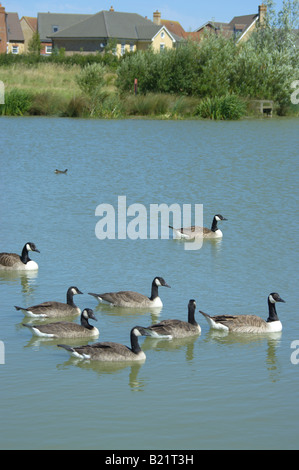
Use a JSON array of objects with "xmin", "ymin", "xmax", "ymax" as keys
[{"xmin": 0, "ymin": 62, "xmax": 298, "ymax": 119}]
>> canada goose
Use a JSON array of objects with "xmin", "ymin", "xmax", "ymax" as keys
[
  {"xmin": 22, "ymin": 308, "xmax": 98, "ymax": 339},
  {"xmin": 199, "ymin": 293, "xmax": 285, "ymax": 333},
  {"xmin": 58, "ymin": 326, "xmax": 150, "ymax": 361},
  {"xmin": 141, "ymin": 299, "xmax": 201, "ymax": 339},
  {"xmin": 169, "ymin": 214, "xmax": 227, "ymax": 239},
  {"xmin": 55, "ymin": 169, "xmax": 67, "ymax": 174},
  {"xmin": 88, "ymin": 277, "xmax": 171, "ymax": 308},
  {"xmin": 15, "ymin": 286, "xmax": 83, "ymax": 318},
  {"xmin": 0, "ymin": 242, "xmax": 40, "ymax": 270}
]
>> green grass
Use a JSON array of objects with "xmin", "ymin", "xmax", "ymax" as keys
[{"xmin": 1, "ymin": 62, "xmax": 296, "ymax": 119}]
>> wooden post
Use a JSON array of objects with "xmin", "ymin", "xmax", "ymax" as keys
[{"xmin": 134, "ymin": 78, "xmax": 138, "ymax": 95}]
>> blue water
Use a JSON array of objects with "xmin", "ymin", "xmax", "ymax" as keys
[{"xmin": 0, "ymin": 116, "xmax": 298, "ymax": 450}]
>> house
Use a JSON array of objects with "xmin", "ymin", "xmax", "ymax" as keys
[
  {"xmin": 20, "ymin": 16, "xmax": 37, "ymax": 52},
  {"xmin": 195, "ymin": 4, "xmax": 267, "ymax": 42},
  {"xmin": 153, "ymin": 10, "xmax": 186, "ymax": 38},
  {"xmin": 37, "ymin": 12, "xmax": 91, "ymax": 54},
  {"xmin": 48, "ymin": 7, "xmax": 182, "ymax": 56},
  {"xmin": 0, "ymin": 3, "xmax": 24, "ymax": 54},
  {"xmin": 154, "ymin": 10, "xmax": 209, "ymax": 43}
]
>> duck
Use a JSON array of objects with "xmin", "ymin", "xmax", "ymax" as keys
[
  {"xmin": 14, "ymin": 286, "xmax": 83, "ymax": 318},
  {"xmin": 141, "ymin": 299, "xmax": 201, "ymax": 339},
  {"xmin": 55, "ymin": 169, "xmax": 67, "ymax": 174},
  {"xmin": 22, "ymin": 308, "xmax": 99, "ymax": 339},
  {"xmin": 169, "ymin": 214, "xmax": 227, "ymax": 240},
  {"xmin": 0, "ymin": 242, "xmax": 40, "ymax": 270},
  {"xmin": 88, "ymin": 276, "xmax": 171, "ymax": 308},
  {"xmin": 58, "ymin": 326, "xmax": 150, "ymax": 361},
  {"xmin": 199, "ymin": 293, "xmax": 285, "ymax": 333}
]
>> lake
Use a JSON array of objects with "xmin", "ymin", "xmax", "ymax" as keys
[{"xmin": 0, "ymin": 116, "xmax": 298, "ymax": 450}]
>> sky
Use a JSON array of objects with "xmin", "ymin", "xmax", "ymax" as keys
[{"xmin": 3, "ymin": 1, "xmax": 285, "ymax": 31}]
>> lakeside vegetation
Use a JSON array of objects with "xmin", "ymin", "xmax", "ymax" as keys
[{"xmin": 0, "ymin": 1, "xmax": 298, "ymax": 120}]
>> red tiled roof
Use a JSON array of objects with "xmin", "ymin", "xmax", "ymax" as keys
[
  {"xmin": 22, "ymin": 16, "xmax": 37, "ymax": 32},
  {"xmin": 161, "ymin": 19, "xmax": 186, "ymax": 38}
]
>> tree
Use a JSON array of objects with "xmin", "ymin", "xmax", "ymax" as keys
[{"xmin": 28, "ymin": 31, "xmax": 42, "ymax": 55}]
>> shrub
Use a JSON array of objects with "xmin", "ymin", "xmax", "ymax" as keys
[
  {"xmin": 196, "ymin": 95, "xmax": 246, "ymax": 120},
  {"xmin": 75, "ymin": 63, "xmax": 106, "ymax": 96},
  {"xmin": 123, "ymin": 93, "xmax": 172, "ymax": 116},
  {"xmin": 0, "ymin": 89, "xmax": 33, "ymax": 115},
  {"xmin": 29, "ymin": 91, "xmax": 68, "ymax": 116},
  {"xmin": 63, "ymin": 95, "xmax": 89, "ymax": 118}
]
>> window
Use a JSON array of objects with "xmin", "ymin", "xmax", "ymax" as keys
[
  {"xmin": 130, "ymin": 43, "xmax": 134, "ymax": 52},
  {"xmin": 45, "ymin": 45, "xmax": 52, "ymax": 54},
  {"xmin": 121, "ymin": 43, "xmax": 126, "ymax": 56},
  {"xmin": 161, "ymin": 31, "xmax": 165, "ymax": 39},
  {"xmin": 160, "ymin": 43, "xmax": 165, "ymax": 51},
  {"xmin": 52, "ymin": 25, "xmax": 59, "ymax": 33},
  {"xmin": 12, "ymin": 45, "xmax": 19, "ymax": 54}
]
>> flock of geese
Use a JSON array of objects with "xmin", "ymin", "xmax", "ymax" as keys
[{"xmin": 1, "ymin": 215, "xmax": 285, "ymax": 362}]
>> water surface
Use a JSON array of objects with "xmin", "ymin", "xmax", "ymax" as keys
[{"xmin": 0, "ymin": 116, "xmax": 298, "ymax": 450}]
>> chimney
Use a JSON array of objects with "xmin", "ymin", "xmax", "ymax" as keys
[
  {"xmin": 153, "ymin": 10, "xmax": 161, "ymax": 25},
  {"xmin": 109, "ymin": 6, "xmax": 114, "ymax": 12},
  {"xmin": 258, "ymin": 4, "xmax": 267, "ymax": 25},
  {"xmin": 0, "ymin": 2, "xmax": 7, "ymax": 54}
]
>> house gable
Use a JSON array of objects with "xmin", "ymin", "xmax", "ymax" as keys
[
  {"xmin": 49, "ymin": 9, "xmax": 178, "ymax": 56},
  {"xmin": 6, "ymin": 12, "xmax": 24, "ymax": 54},
  {"xmin": 195, "ymin": 6, "xmax": 262, "ymax": 42},
  {"xmin": 20, "ymin": 16, "xmax": 37, "ymax": 52}
]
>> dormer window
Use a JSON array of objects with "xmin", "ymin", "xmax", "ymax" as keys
[{"xmin": 52, "ymin": 25, "xmax": 59, "ymax": 33}]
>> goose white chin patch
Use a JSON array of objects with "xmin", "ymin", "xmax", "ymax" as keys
[
  {"xmin": 133, "ymin": 328, "xmax": 142, "ymax": 337},
  {"xmin": 155, "ymin": 278, "xmax": 162, "ymax": 286},
  {"xmin": 269, "ymin": 295, "xmax": 275, "ymax": 304}
]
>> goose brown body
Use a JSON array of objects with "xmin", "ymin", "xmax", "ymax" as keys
[
  {"xmin": 15, "ymin": 286, "xmax": 83, "ymax": 318},
  {"xmin": 88, "ymin": 277, "xmax": 170, "ymax": 308},
  {"xmin": 199, "ymin": 293, "xmax": 285, "ymax": 333},
  {"xmin": 23, "ymin": 308, "xmax": 98, "ymax": 338},
  {"xmin": 143, "ymin": 299, "xmax": 201, "ymax": 339},
  {"xmin": 0, "ymin": 242, "xmax": 40, "ymax": 270},
  {"xmin": 58, "ymin": 326, "xmax": 149, "ymax": 361},
  {"xmin": 169, "ymin": 214, "xmax": 227, "ymax": 240}
]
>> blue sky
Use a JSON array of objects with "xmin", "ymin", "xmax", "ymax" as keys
[{"xmin": 5, "ymin": 1, "xmax": 284, "ymax": 31}]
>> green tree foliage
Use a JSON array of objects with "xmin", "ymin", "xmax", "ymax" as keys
[
  {"xmin": 27, "ymin": 32, "xmax": 42, "ymax": 56},
  {"xmin": 116, "ymin": 0, "xmax": 299, "ymax": 112}
]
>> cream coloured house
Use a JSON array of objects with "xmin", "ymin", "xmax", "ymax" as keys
[{"xmin": 48, "ymin": 8, "xmax": 181, "ymax": 56}]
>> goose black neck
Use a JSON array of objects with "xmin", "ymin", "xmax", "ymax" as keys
[
  {"xmin": 80, "ymin": 314, "xmax": 94, "ymax": 330},
  {"xmin": 267, "ymin": 299, "xmax": 279, "ymax": 323},
  {"xmin": 211, "ymin": 217, "xmax": 218, "ymax": 232},
  {"xmin": 188, "ymin": 303, "xmax": 197, "ymax": 325},
  {"xmin": 130, "ymin": 330, "xmax": 142, "ymax": 354},
  {"xmin": 66, "ymin": 290, "xmax": 76, "ymax": 307},
  {"xmin": 20, "ymin": 245, "xmax": 31, "ymax": 264},
  {"xmin": 150, "ymin": 281, "xmax": 159, "ymax": 300}
]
